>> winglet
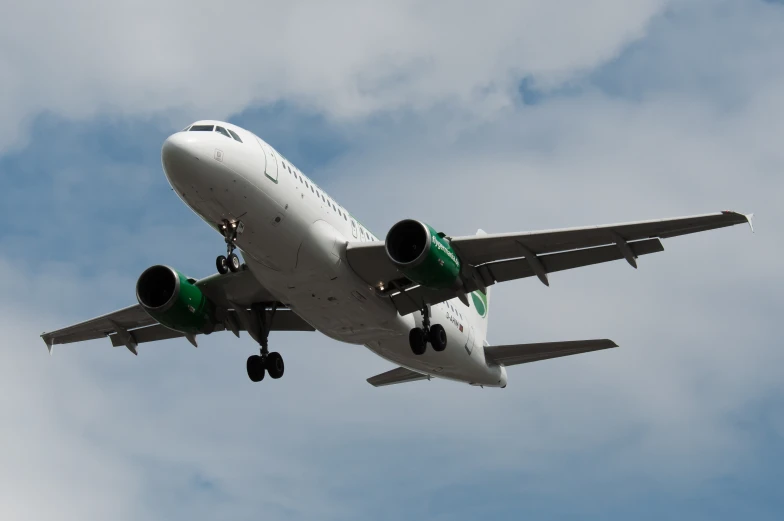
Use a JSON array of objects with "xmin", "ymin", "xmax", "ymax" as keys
[
  {"xmin": 722, "ymin": 210, "xmax": 755, "ymax": 233},
  {"xmin": 185, "ymin": 334, "xmax": 198, "ymax": 348},
  {"xmin": 42, "ymin": 335, "xmax": 54, "ymax": 355}
]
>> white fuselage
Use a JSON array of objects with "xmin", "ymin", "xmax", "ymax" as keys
[{"xmin": 161, "ymin": 121, "xmax": 507, "ymax": 387}]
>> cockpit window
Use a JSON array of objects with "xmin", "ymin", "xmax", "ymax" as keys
[
  {"xmin": 215, "ymin": 126, "xmax": 231, "ymax": 138},
  {"xmin": 181, "ymin": 125, "xmax": 191, "ymax": 131},
  {"xmin": 227, "ymin": 129, "xmax": 243, "ymax": 142},
  {"xmin": 190, "ymin": 124, "xmax": 214, "ymax": 131}
]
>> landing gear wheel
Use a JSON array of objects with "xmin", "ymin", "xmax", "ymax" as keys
[
  {"xmin": 216, "ymin": 255, "xmax": 229, "ymax": 275},
  {"xmin": 247, "ymin": 355, "xmax": 265, "ymax": 382},
  {"xmin": 429, "ymin": 324, "xmax": 447, "ymax": 352},
  {"xmin": 227, "ymin": 252, "xmax": 241, "ymax": 272},
  {"xmin": 265, "ymin": 352, "xmax": 285, "ymax": 379},
  {"xmin": 409, "ymin": 327, "xmax": 427, "ymax": 355}
]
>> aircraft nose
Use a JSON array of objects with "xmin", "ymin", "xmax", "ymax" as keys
[
  {"xmin": 161, "ymin": 131, "xmax": 215, "ymax": 190},
  {"xmin": 161, "ymin": 132, "xmax": 197, "ymax": 171}
]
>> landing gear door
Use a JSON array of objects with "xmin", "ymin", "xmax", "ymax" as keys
[{"xmin": 257, "ymin": 139, "xmax": 278, "ymax": 183}]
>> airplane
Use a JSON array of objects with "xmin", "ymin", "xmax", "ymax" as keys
[{"xmin": 41, "ymin": 120, "xmax": 754, "ymax": 388}]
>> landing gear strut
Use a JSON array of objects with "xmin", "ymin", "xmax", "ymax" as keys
[
  {"xmin": 409, "ymin": 305, "xmax": 447, "ymax": 355},
  {"xmin": 245, "ymin": 302, "xmax": 285, "ymax": 382},
  {"xmin": 216, "ymin": 220, "xmax": 243, "ymax": 274}
]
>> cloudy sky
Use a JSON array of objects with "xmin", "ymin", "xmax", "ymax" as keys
[{"xmin": 1, "ymin": 0, "xmax": 782, "ymax": 519}]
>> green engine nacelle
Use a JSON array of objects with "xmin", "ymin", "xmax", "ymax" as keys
[
  {"xmin": 136, "ymin": 265, "xmax": 215, "ymax": 334},
  {"xmin": 385, "ymin": 220, "xmax": 461, "ymax": 289}
]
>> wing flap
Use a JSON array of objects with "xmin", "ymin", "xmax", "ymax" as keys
[
  {"xmin": 388, "ymin": 239, "xmax": 663, "ymax": 315},
  {"xmin": 106, "ymin": 308, "xmax": 315, "ymax": 347},
  {"xmin": 109, "ymin": 323, "xmax": 184, "ymax": 346},
  {"xmin": 481, "ymin": 238, "xmax": 663, "ymax": 284},
  {"xmin": 485, "ymin": 339, "xmax": 618, "ymax": 367},
  {"xmin": 367, "ymin": 366, "xmax": 429, "ymax": 387}
]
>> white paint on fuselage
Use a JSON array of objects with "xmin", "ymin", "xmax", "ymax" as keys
[{"xmin": 161, "ymin": 121, "xmax": 507, "ymax": 387}]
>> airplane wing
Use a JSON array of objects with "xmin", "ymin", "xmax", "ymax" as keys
[
  {"xmin": 346, "ymin": 211, "xmax": 753, "ymax": 315},
  {"xmin": 367, "ymin": 366, "xmax": 429, "ymax": 387},
  {"xmin": 41, "ymin": 268, "xmax": 314, "ymax": 354},
  {"xmin": 484, "ymin": 339, "xmax": 618, "ymax": 367}
]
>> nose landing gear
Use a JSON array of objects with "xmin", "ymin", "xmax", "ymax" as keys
[
  {"xmin": 216, "ymin": 220, "xmax": 244, "ymax": 274},
  {"xmin": 409, "ymin": 305, "xmax": 447, "ymax": 355}
]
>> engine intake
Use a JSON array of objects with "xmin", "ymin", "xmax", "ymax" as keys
[
  {"xmin": 136, "ymin": 265, "xmax": 215, "ymax": 334},
  {"xmin": 385, "ymin": 219, "xmax": 461, "ymax": 289}
]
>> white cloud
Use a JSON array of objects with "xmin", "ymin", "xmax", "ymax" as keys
[
  {"xmin": 2, "ymin": 0, "xmax": 783, "ymax": 518},
  {"xmin": 0, "ymin": 0, "xmax": 667, "ymax": 151}
]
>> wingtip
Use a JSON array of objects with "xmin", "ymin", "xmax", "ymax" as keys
[
  {"xmin": 42, "ymin": 335, "xmax": 53, "ymax": 355},
  {"xmin": 722, "ymin": 210, "xmax": 755, "ymax": 233}
]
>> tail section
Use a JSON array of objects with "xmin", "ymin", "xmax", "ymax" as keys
[{"xmin": 470, "ymin": 229, "xmax": 491, "ymax": 340}]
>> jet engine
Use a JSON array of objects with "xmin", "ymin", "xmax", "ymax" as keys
[
  {"xmin": 385, "ymin": 219, "xmax": 461, "ymax": 288},
  {"xmin": 136, "ymin": 265, "xmax": 215, "ymax": 334}
]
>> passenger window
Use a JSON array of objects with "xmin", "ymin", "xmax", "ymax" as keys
[
  {"xmin": 227, "ymin": 129, "xmax": 243, "ymax": 142},
  {"xmin": 215, "ymin": 126, "xmax": 231, "ymax": 138},
  {"xmin": 311, "ymin": 186, "xmax": 314, "ymax": 193},
  {"xmin": 304, "ymin": 180, "xmax": 309, "ymax": 188},
  {"xmin": 343, "ymin": 213, "xmax": 347, "ymax": 221},
  {"xmin": 283, "ymin": 162, "xmax": 287, "ymax": 170}
]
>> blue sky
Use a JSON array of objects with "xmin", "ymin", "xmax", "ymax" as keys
[{"xmin": 1, "ymin": 1, "xmax": 782, "ymax": 520}]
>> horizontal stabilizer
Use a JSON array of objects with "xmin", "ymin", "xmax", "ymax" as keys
[
  {"xmin": 485, "ymin": 339, "xmax": 618, "ymax": 367},
  {"xmin": 367, "ymin": 366, "xmax": 429, "ymax": 387}
]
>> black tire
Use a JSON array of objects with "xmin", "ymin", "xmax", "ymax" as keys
[
  {"xmin": 430, "ymin": 324, "xmax": 447, "ymax": 352},
  {"xmin": 266, "ymin": 352, "xmax": 285, "ymax": 379},
  {"xmin": 228, "ymin": 252, "xmax": 241, "ymax": 272},
  {"xmin": 409, "ymin": 327, "xmax": 427, "ymax": 355},
  {"xmin": 216, "ymin": 255, "xmax": 229, "ymax": 275},
  {"xmin": 247, "ymin": 355, "xmax": 265, "ymax": 382}
]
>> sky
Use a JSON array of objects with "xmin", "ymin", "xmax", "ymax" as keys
[{"xmin": 0, "ymin": 0, "xmax": 782, "ymax": 519}]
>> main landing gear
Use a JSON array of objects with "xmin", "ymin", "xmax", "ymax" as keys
[
  {"xmin": 216, "ymin": 220, "xmax": 244, "ymax": 275},
  {"xmin": 409, "ymin": 305, "xmax": 447, "ymax": 355},
  {"xmin": 245, "ymin": 303, "xmax": 285, "ymax": 383}
]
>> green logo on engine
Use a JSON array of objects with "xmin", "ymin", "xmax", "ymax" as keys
[
  {"xmin": 431, "ymin": 235, "xmax": 460, "ymax": 268},
  {"xmin": 471, "ymin": 291, "xmax": 488, "ymax": 318}
]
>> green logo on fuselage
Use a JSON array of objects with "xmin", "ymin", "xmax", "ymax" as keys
[{"xmin": 471, "ymin": 291, "xmax": 488, "ymax": 318}]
